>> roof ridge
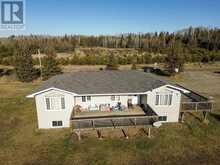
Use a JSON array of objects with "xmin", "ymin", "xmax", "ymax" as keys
[{"xmin": 30, "ymin": 70, "xmax": 168, "ymax": 96}]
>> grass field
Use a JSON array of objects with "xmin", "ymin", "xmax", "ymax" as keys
[{"xmin": 0, "ymin": 68, "xmax": 220, "ymax": 165}]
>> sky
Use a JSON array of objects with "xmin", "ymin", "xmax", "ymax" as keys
[{"xmin": 0, "ymin": 0, "xmax": 220, "ymax": 37}]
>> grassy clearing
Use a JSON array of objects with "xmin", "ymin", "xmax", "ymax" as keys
[{"xmin": 0, "ymin": 70, "xmax": 220, "ymax": 165}]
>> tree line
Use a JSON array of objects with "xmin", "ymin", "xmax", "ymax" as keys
[
  {"xmin": 0, "ymin": 26, "xmax": 220, "ymax": 82},
  {"xmin": 0, "ymin": 26, "xmax": 220, "ymax": 57}
]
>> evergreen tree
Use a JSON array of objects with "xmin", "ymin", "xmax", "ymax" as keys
[
  {"xmin": 106, "ymin": 53, "xmax": 119, "ymax": 70},
  {"xmin": 42, "ymin": 46, "xmax": 62, "ymax": 80},
  {"xmin": 1, "ymin": 27, "xmax": 220, "ymax": 66},
  {"xmin": 14, "ymin": 43, "xmax": 38, "ymax": 82},
  {"xmin": 165, "ymin": 41, "xmax": 185, "ymax": 75}
]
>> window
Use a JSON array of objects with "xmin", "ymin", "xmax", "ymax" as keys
[
  {"xmin": 155, "ymin": 93, "xmax": 172, "ymax": 106},
  {"xmin": 164, "ymin": 95, "xmax": 168, "ymax": 105},
  {"xmin": 111, "ymin": 95, "xmax": 120, "ymax": 101},
  {"xmin": 58, "ymin": 121, "xmax": 62, "ymax": 126},
  {"xmin": 61, "ymin": 97, "xmax": 65, "ymax": 109},
  {"xmin": 82, "ymin": 96, "xmax": 86, "ymax": 102},
  {"xmin": 52, "ymin": 121, "xmax": 63, "ymax": 127},
  {"xmin": 45, "ymin": 96, "xmax": 65, "ymax": 110},
  {"xmin": 168, "ymin": 94, "xmax": 172, "ymax": 105},
  {"xmin": 46, "ymin": 98, "xmax": 50, "ymax": 110},
  {"xmin": 82, "ymin": 96, "xmax": 91, "ymax": 102},
  {"xmin": 159, "ymin": 116, "xmax": 167, "ymax": 121},
  {"xmin": 155, "ymin": 95, "xmax": 159, "ymax": 105},
  {"xmin": 51, "ymin": 97, "xmax": 60, "ymax": 110},
  {"xmin": 116, "ymin": 96, "xmax": 120, "ymax": 101},
  {"xmin": 87, "ymin": 96, "xmax": 91, "ymax": 101}
]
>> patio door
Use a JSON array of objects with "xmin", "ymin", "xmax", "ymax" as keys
[{"xmin": 140, "ymin": 94, "xmax": 148, "ymax": 105}]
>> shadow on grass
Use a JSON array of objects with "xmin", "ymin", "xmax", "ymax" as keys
[
  {"xmin": 214, "ymin": 71, "xmax": 220, "ymax": 74},
  {"xmin": 187, "ymin": 112, "xmax": 203, "ymax": 123},
  {"xmin": 139, "ymin": 128, "xmax": 149, "ymax": 136},
  {"xmin": 183, "ymin": 112, "xmax": 210, "ymax": 137},
  {"xmin": 184, "ymin": 120, "xmax": 206, "ymax": 137},
  {"xmin": 210, "ymin": 113, "xmax": 220, "ymax": 122}
]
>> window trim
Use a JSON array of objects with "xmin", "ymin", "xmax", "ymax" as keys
[
  {"xmin": 111, "ymin": 95, "xmax": 115, "ymax": 101},
  {"xmin": 87, "ymin": 96, "xmax": 91, "ymax": 101},
  {"xmin": 155, "ymin": 95, "xmax": 159, "ymax": 105},
  {"xmin": 61, "ymin": 97, "xmax": 65, "ymax": 109},
  {"xmin": 57, "ymin": 121, "xmax": 63, "ymax": 126},
  {"xmin": 82, "ymin": 96, "xmax": 91, "ymax": 102},
  {"xmin": 45, "ymin": 96, "xmax": 65, "ymax": 111},
  {"xmin": 155, "ymin": 93, "xmax": 173, "ymax": 106},
  {"xmin": 52, "ymin": 120, "xmax": 63, "ymax": 127},
  {"xmin": 82, "ymin": 96, "xmax": 86, "ymax": 102},
  {"xmin": 46, "ymin": 97, "xmax": 51, "ymax": 110},
  {"xmin": 111, "ymin": 95, "xmax": 120, "ymax": 101},
  {"xmin": 159, "ymin": 116, "xmax": 167, "ymax": 121},
  {"xmin": 168, "ymin": 94, "xmax": 172, "ymax": 105}
]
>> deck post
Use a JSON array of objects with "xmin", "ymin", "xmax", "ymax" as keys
[
  {"xmin": 121, "ymin": 129, "xmax": 129, "ymax": 139},
  {"xmin": 180, "ymin": 112, "xmax": 185, "ymax": 123},
  {"xmin": 75, "ymin": 130, "xmax": 81, "ymax": 141},
  {"xmin": 92, "ymin": 120, "xmax": 95, "ymax": 129},
  {"xmin": 203, "ymin": 111, "xmax": 208, "ymax": 121},
  {"xmin": 148, "ymin": 127, "xmax": 151, "ymax": 138},
  {"xmin": 96, "ymin": 129, "xmax": 103, "ymax": 140},
  {"xmin": 110, "ymin": 119, "xmax": 116, "ymax": 128}
]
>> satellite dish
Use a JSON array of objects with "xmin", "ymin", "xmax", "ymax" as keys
[{"xmin": 153, "ymin": 121, "xmax": 162, "ymax": 128}]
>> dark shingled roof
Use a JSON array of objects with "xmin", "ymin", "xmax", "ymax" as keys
[{"xmin": 33, "ymin": 70, "xmax": 168, "ymax": 95}]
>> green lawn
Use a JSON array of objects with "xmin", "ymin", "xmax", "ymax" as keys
[{"xmin": 0, "ymin": 70, "xmax": 220, "ymax": 165}]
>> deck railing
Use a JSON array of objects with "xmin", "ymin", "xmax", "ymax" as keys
[
  {"xmin": 71, "ymin": 115, "xmax": 159, "ymax": 130},
  {"xmin": 181, "ymin": 101, "xmax": 213, "ymax": 112}
]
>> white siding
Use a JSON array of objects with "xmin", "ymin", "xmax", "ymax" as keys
[
  {"xmin": 33, "ymin": 85, "xmax": 182, "ymax": 129},
  {"xmin": 35, "ymin": 89, "xmax": 75, "ymax": 129},
  {"xmin": 75, "ymin": 95, "xmax": 138, "ymax": 109},
  {"xmin": 147, "ymin": 86, "xmax": 181, "ymax": 122}
]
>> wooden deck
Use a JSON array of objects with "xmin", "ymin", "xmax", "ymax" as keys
[
  {"xmin": 72, "ymin": 106, "xmax": 145, "ymax": 118},
  {"xmin": 71, "ymin": 115, "xmax": 159, "ymax": 130},
  {"xmin": 181, "ymin": 101, "xmax": 213, "ymax": 112},
  {"xmin": 71, "ymin": 104, "xmax": 158, "ymax": 130},
  {"xmin": 177, "ymin": 84, "xmax": 214, "ymax": 113}
]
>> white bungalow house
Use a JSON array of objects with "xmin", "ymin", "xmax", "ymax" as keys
[{"xmin": 27, "ymin": 70, "xmax": 212, "ymax": 129}]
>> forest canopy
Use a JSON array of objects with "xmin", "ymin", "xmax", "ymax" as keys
[{"xmin": 0, "ymin": 27, "xmax": 220, "ymax": 66}]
